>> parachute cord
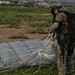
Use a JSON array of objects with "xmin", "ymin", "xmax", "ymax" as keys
[
  {"xmin": 42, "ymin": 33, "xmax": 54, "ymax": 50},
  {"xmin": 42, "ymin": 33, "xmax": 51, "ymax": 47},
  {"xmin": 38, "ymin": 33, "xmax": 55, "ymax": 60}
]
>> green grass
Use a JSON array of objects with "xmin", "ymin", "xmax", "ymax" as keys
[
  {"xmin": 69, "ymin": 9, "xmax": 75, "ymax": 13},
  {"xmin": 0, "ymin": 64, "xmax": 75, "ymax": 75},
  {"xmin": 0, "ymin": 7, "xmax": 52, "ymax": 28},
  {"xmin": 0, "ymin": 65, "xmax": 58, "ymax": 75},
  {"xmin": 27, "ymin": 28, "xmax": 48, "ymax": 34},
  {"xmin": 28, "ymin": 21, "xmax": 51, "ymax": 27}
]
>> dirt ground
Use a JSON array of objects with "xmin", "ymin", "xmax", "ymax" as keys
[{"xmin": 0, "ymin": 24, "xmax": 48, "ymax": 43}]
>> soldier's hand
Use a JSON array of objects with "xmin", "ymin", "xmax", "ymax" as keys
[{"xmin": 50, "ymin": 22, "xmax": 59, "ymax": 33}]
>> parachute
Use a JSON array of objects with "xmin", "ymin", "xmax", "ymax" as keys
[
  {"xmin": 0, "ymin": 34, "xmax": 57, "ymax": 71},
  {"xmin": 0, "ymin": 33, "xmax": 75, "ymax": 72}
]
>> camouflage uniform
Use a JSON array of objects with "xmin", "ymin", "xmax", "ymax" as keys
[{"xmin": 50, "ymin": 12, "xmax": 74, "ymax": 75}]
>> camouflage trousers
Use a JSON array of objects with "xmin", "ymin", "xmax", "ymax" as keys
[{"xmin": 55, "ymin": 40, "xmax": 74, "ymax": 75}]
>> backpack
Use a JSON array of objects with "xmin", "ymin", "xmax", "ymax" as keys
[{"xmin": 60, "ymin": 11, "xmax": 75, "ymax": 41}]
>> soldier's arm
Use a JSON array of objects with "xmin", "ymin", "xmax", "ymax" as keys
[
  {"xmin": 50, "ymin": 22, "xmax": 59, "ymax": 33},
  {"xmin": 50, "ymin": 13, "xmax": 65, "ymax": 33}
]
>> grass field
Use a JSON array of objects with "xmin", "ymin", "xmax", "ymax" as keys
[
  {"xmin": 0, "ymin": 7, "xmax": 52, "ymax": 27},
  {"xmin": 0, "ymin": 7, "xmax": 75, "ymax": 75},
  {"xmin": 0, "ymin": 65, "xmax": 58, "ymax": 75},
  {"xmin": 0, "ymin": 7, "xmax": 53, "ymax": 42}
]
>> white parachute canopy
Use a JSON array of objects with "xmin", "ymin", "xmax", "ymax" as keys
[
  {"xmin": 0, "ymin": 33, "xmax": 57, "ymax": 71},
  {"xmin": 0, "ymin": 33, "xmax": 75, "ymax": 71},
  {"xmin": 0, "ymin": 40, "xmax": 57, "ymax": 70}
]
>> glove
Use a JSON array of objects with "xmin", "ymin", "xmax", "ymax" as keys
[{"xmin": 50, "ymin": 22, "xmax": 59, "ymax": 33}]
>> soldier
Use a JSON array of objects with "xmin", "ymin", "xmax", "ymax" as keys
[{"xmin": 50, "ymin": 5, "xmax": 74, "ymax": 75}]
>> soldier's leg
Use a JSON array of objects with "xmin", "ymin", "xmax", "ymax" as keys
[
  {"xmin": 66, "ymin": 43, "xmax": 74, "ymax": 74},
  {"xmin": 55, "ymin": 40, "xmax": 66, "ymax": 75},
  {"xmin": 66, "ymin": 55, "xmax": 74, "ymax": 75},
  {"xmin": 64, "ymin": 37, "xmax": 74, "ymax": 74}
]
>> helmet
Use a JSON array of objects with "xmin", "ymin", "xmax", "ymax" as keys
[{"xmin": 51, "ymin": 5, "xmax": 62, "ymax": 15}]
